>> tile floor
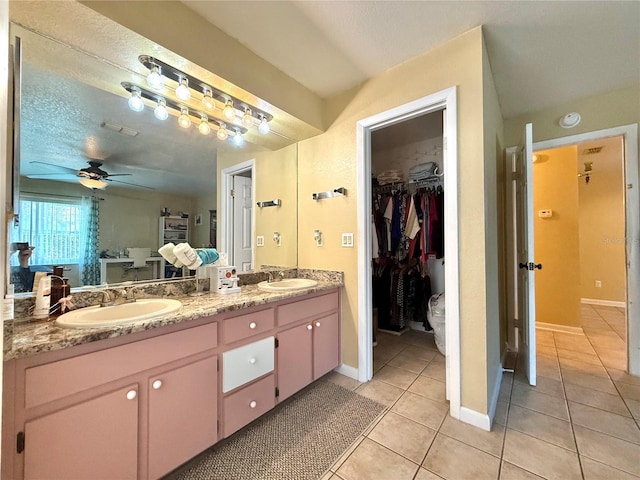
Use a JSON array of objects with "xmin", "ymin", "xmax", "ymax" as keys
[{"xmin": 323, "ymin": 304, "xmax": 639, "ymax": 479}]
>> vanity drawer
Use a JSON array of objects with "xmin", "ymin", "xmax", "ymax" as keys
[
  {"xmin": 222, "ymin": 308, "xmax": 274, "ymax": 344},
  {"xmin": 222, "ymin": 336, "xmax": 274, "ymax": 393},
  {"xmin": 223, "ymin": 374, "xmax": 275, "ymax": 437},
  {"xmin": 25, "ymin": 322, "xmax": 218, "ymax": 409},
  {"xmin": 277, "ymin": 291, "xmax": 339, "ymax": 326}
]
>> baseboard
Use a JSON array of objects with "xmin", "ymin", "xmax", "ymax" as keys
[
  {"xmin": 487, "ymin": 361, "xmax": 504, "ymax": 429},
  {"xmin": 536, "ymin": 322, "xmax": 584, "ymax": 335},
  {"xmin": 581, "ymin": 298, "xmax": 626, "ymax": 308},
  {"xmin": 459, "ymin": 406, "xmax": 491, "ymax": 432},
  {"xmin": 334, "ymin": 363, "xmax": 359, "ymax": 380}
]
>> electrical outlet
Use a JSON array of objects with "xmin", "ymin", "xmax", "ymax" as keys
[
  {"xmin": 341, "ymin": 233, "xmax": 354, "ymax": 247},
  {"xmin": 595, "ymin": 280, "xmax": 602, "ymax": 288},
  {"xmin": 256, "ymin": 236, "xmax": 264, "ymax": 247}
]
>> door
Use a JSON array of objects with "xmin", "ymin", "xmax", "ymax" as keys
[
  {"xmin": 233, "ymin": 175, "xmax": 253, "ymax": 271},
  {"xmin": 515, "ymin": 123, "xmax": 537, "ymax": 386},
  {"xmin": 277, "ymin": 323, "xmax": 313, "ymax": 401}
]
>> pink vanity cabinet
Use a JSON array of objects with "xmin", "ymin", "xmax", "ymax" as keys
[{"xmin": 3, "ymin": 319, "xmax": 220, "ymax": 480}]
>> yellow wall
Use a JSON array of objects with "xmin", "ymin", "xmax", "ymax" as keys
[
  {"xmin": 533, "ymin": 146, "xmax": 581, "ymax": 328},
  {"xmin": 192, "ymin": 192, "xmax": 216, "ymax": 248},
  {"xmin": 299, "ymin": 27, "xmax": 495, "ymax": 413},
  {"xmin": 578, "ymin": 136, "xmax": 626, "ymax": 302}
]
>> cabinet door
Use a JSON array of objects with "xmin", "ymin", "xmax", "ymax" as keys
[
  {"xmin": 148, "ymin": 355, "xmax": 218, "ymax": 480},
  {"xmin": 313, "ymin": 313, "xmax": 340, "ymax": 379},
  {"xmin": 277, "ymin": 323, "xmax": 313, "ymax": 401},
  {"xmin": 24, "ymin": 385, "xmax": 139, "ymax": 480}
]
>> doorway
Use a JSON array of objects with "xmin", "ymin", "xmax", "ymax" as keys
[{"xmin": 220, "ymin": 159, "xmax": 255, "ymax": 271}]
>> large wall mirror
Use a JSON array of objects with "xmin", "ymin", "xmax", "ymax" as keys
[{"xmin": 8, "ymin": 3, "xmax": 299, "ymax": 294}]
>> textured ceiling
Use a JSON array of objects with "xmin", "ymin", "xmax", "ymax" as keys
[{"xmin": 183, "ymin": 0, "xmax": 640, "ymax": 118}]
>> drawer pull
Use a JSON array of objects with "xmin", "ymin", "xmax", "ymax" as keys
[
  {"xmin": 126, "ymin": 390, "xmax": 137, "ymax": 400},
  {"xmin": 249, "ymin": 400, "xmax": 257, "ymax": 409},
  {"xmin": 249, "ymin": 357, "xmax": 257, "ymax": 365},
  {"xmin": 307, "ymin": 324, "xmax": 313, "ymax": 331},
  {"xmin": 152, "ymin": 380, "xmax": 163, "ymax": 390},
  {"xmin": 249, "ymin": 322, "xmax": 257, "ymax": 329},
  {"xmin": 315, "ymin": 321, "xmax": 321, "ymax": 327}
]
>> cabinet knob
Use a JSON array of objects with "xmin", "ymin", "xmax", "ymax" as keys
[
  {"xmin": 249, "ymin": 357, "xmax": 257, "ymax": 364},
  {"xmin": 315, "ymin": 321, "xmax": 321, "ymax": 327},
  {"xmin": 249, "ymin": 400, "xmax": 257, "ymax": 409},
  {"xmin": 249, "ymin": 322, "xmax": 257, "ymax": 329},
  {"xmin": 126, "ymin": 389, "xmax": 137, "ymax": 400},
  {"xmin": 152, "ymin": 379, "xmax": 163, "ymax": 390},
  {"xmin": 307, "ymin": 324, "xmax": 313, "ymax": 331}
]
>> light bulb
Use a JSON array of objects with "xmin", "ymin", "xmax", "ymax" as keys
[
  {"xmin": 146, "ymin": 65, "xmax": 164, "ymax": 90},
  {"xmin": 202, "ymin": 89, "xmax": 215, "ymax": 110},
  {"xmin": 128, "ymin": 88, "xmax": 144, "ymax": 112},
  {"xmin": 242, "ymin": 109, "xmax": 254, "ymax": 128},
  {"xmin": 233, "ymin": 129, "xmax": 244, "ymax": 146},
  {"xmin": 198, "ymin": 114, "xmax": 211, "ymax": 135},
  {"xmin": 223, "ymin": 100, "xmax": 235, "ymax": 120},
  {"xmin": 217, "ymin": 123, "xmax": 228, "ymax": 140},
  {"xmin": 178, "ymin": 107, "xmax": 191, "ymax": 128},
  {"xmin": 176, "ymin": 77, "xmax": 190, "ymax": 101},
  {"xmin": 258, "ymin": 116, "xmax": 270, "ymax": 134},
  {"xmin": 154, "ymin": 99, "xmax": 168, "ymax": 120}
]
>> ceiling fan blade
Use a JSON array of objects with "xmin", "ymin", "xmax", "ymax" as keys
[
  {"xmin": 30, "ymin": 161, "xmax": 78, "ymax": 174},
  {"xmin": 107, "ymin": 178, "xmax": 155, "ymax": 190}
]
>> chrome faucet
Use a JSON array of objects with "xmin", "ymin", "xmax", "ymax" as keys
[
  {"xmin": 267, "ymin": 271, "xmax": 286, "ymax": 283},
  {"xmin": 100, "ymin": 288, "xmax": 133, "ymax": 307}
]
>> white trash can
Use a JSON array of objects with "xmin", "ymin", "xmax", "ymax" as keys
[{"xmin": 428, "ymin": 293, "xmax": 446, "ymax": 356}]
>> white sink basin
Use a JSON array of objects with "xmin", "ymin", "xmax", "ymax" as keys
[
  {"xmin": 56, "ymin": 298, "xmax": 182, "ymax": 329},
  {"xmin": 258, "ymin": 278, "xmax": 318, "ymax": 292}
]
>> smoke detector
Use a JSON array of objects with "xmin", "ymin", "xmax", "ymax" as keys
[{"xmin": 559, "ymin": 112, "xmax": 581, "ymax": 129}]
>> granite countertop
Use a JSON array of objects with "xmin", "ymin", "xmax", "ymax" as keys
[{"xmin": 4, "ymin": 270, "xmax": 343, "ymax": 361}]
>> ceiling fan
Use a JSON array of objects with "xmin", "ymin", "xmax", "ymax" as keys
[{"xmin": 27, "ymin": 160, "xmax": 153, "ymax": 190}]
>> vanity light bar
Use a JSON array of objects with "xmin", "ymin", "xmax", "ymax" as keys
[
  {"xmin": 138, "ymin": 55, "xmax": 274, "ymax": 124},
  {"xmin": 121, "ymin": 82, "xmax": 248, "ymax": 136}
]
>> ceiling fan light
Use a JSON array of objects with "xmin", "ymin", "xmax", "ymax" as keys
[
  {"xmin": 217, "ymin": 123, "xmax": 228, "ymax": 140},
  {"xmin": 202, "ymin": 89, "xmax": 215, "ymax": 110},
  {"xmin": 242, "ymin": 109, "xmax": 254, "ymax": 128},
  {"xmin": 154, "ymin": 98, "xmax": 169, "ymax": 120},
  {"xmin": 128, "ymin": 88, "xmax": 144, "ymax": 112},
  {"xmin": 146, "ymin": 65, "xmax": 164, "ymax": 90},
  {"xmin": 79, "ymin": 178, "xmax": 108, "ymax": 190},
  {"xmin": 223, "ymin": 100, "xmax": 235, "ymax": 120},
  {"xmin": 178, "ymin": 107, "xmax": 191, "ymax": 128},
  {"xmin": 198, "ymin": 114, "xmax": 211, "ymax": 135},
  {"xmin": 176, "ymin": 77, "xmax": 191, "ymax": 101},
  {"xmin": 258, "ymin": 116, "xmax": 270, "ymax": 134}
]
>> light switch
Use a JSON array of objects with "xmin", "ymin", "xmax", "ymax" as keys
[
  {"xmin": 341, "ymin": 233, "xmax": 354, "ymax": 247},
  {"xmin": 538, "ymin": 210, "xmax": 553, "ymax": 218},
  {"xmin": 256, "ymin": 235, "xmax": 264, "ymax": 247}
]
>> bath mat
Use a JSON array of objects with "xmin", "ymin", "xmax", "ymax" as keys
[{"xmin": 167, "ymin": 378, "xmax": 385, "ymax": 480}]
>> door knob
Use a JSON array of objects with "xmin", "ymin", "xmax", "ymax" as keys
[
  {"xmin": 519, "ymin": 262, "xmax": 543, "ymax": 271},
  {"xmin": 518, "ymin": 262, "xmax": 528, "ymax": 270}
]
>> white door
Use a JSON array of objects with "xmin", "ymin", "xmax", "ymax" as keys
[
  {"xmin": 233, "ymin": 175, "xmax": 253, "ymax": 271},
  {"xmin": 515, "ymin": 123, "xmax": 537, "ymax": 386}
]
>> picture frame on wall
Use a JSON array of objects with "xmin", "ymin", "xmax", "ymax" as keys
[{"xmin": 195, "ymin": 213, "xmax": 203, "ymax": 226}]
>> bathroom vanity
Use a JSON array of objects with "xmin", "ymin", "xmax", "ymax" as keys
[{"xmin": 2, "ymin": 281, "xmax": 341, "ymax": 480}]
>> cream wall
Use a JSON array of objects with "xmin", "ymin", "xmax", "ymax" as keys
[
  {"xmin": 216, "ymin": 144, "xmax": 298, "ymax": 268},
  {"xmin": 578, "ymin": 136, "xmax": 626, "ymax": 302},
  {"xmin": 533, "ymin": 146, "xmax": 581, "ymax": 328},
  {"xmin": 300, "ymin": 27, "xmax": 496, "ymax": 414},
  {"xmin": 192, "ymin": 192, "xmax": 216, "ymax": 248}
]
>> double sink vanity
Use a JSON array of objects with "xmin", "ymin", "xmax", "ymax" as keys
[{"xmin": 2, "ymin": 269, "xmax": 343, "ymax": 480}]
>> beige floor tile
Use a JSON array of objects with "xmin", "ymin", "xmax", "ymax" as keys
[
  {"xmin": 556, "ymin": 347, "xmax": 602, "ymax": 366},
  {"xmin": 439, "ymin": 415, "xmax": 505, "ymax": 457},
  {"xmin": 536, "ymin": 344, "xmax": 557, "ymax": 357},
  {"xmin": 574, "ymin": 424, "xmax": 640, "ymax": 476},
  {"xmin": 597, "ymin": 349, "xmax": 627, "ymax": 370},
  {"xmin": 589, "ymin": 335, "xmax": 626, "ymax": 351},
  {"xmin": 421, "ymin": 361, "xmax": 446, "ymax": 381},
  {"xmin": 402, "ymin": 345, "xmax": 438, "ymax": 361},
  {"xmin": 511, "ymin": 382, "xmax": 569, "ymax": 420},
  {"xmin": 514, "ymin": 374, "xmax": 565, "ymax": 399},
  {"xmin": 388, "ymin": 353, "xmax": 430, "ymax": 374},
  {"xmin": 615, "ymin": 381, "xmax": 640, "ymax": 402},
  {"xmin": 494, "ymin": 401, "xmax": 509, "ymax": 426},
  {"xmin": 562, "ymin": 369, "xmax": 617, "ymax": 394},
  {"xmin": 559, "ymin": 357, "xmax": 608, "ymax": 378},
  {"xmin": 607, "ymin": 367, "xmax": 640, "ymax": 386},
  {"xmin": 325, "ymin": 372, "xmax": 362, "ymax": 391},
  {"xmin": 355, "ymin": 379, "xmax": 404, "ymax": 407},
  {"xmin": 554, "ymin": 339, "xmax": 596, "ymax": 356},
  {"xmin": 499, "ymin": 461, "xmax": 545, "ymax": 479},
  {"xmin": 568, "ymin": 401, "xmax": 640, "ymax": 444},
  {"xmin": 408, "ymin": 375, "xmax": 447, "ymax": 403},
  {"xmin": 391, "ymin": 391, "xmax": 449, "ymax": 430},
  {"xmin": 320, "ymin": 470, "xmax": 335, "ymax": 480},
  {"xmin": 430, "ymin": 352, "xmax": 446, "ymax": 364},
  {"xmin": 502, "ymin": 429, "xmax": 582, "ymax": 480},
  {"xmin": 372, "ymin": 359, "xmax": 385, "ymax": 374},
  {"xmin": 336, "ymin": 438, "xmax": 418, "ymax": 480},
  {"xmin": 374, "ymin": 365, "xmax": 420, "ymax": 390},
  {"xmin": 423, "ymin": 434, "xmax": 500, "ymax": 480},
  {"xmin": 330, "ymin": 436, "xmax": 364, "ymax": 472},
  {"xmin": 373, "ymin": 347, "xmax": 396, "ymax": 364},
  {"xmin": 367, "ymin": 411, "xmax": 436, "ymax": 464},
  {"xmin": 536, "ymin": 354, "xmax": 562, "ymax": 380},
  {"xmin": 507, "ymin": 404, "xmax": 575, "ymax": 451},
  {"xmin": 565, "ymin": 382, "xmax": 631, "ymax": 417},
  {"xmin": 626, "ymin": 398, "xmax": 640, "ymax": 421},
  {"xmin": 414, "ymin": 467, "xmax": 445, "ymax": 480},
  {"xmin": 580, "ymin": 456, "xmax": 640, "ymax": 480},
  {"xmin": 536, "ymin": 330, "xmax": 555, "ymax": 344}
]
